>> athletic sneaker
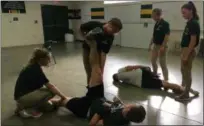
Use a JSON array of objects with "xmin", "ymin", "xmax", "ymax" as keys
[
  {"xmin": 175, "ymin": 94, "xmax": 191, "ymax": 101},
  {"xmin": 16, "ymin": 109, "xmax": 43, "ymax": 118},
  {"xmin": 191, "ymin": 90, "xmax": 199, "ymax": 97}
]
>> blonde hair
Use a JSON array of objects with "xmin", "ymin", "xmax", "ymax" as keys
[{"xmin": 28, "ymin": 48, "xmax": 49, "ymax": 66}]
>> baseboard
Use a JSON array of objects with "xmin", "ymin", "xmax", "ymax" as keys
[
  {"xmin": 75, "ymin": 39, "xmax": 84, "ymax": 43},
  {"xmin": 2, "ymin": 43, "xmax": 43, "ymax": 49}
]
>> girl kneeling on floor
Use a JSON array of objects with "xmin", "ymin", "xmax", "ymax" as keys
[{"xmin": 14, "ymin": 48, "xmax": 66, "ymax": 118}]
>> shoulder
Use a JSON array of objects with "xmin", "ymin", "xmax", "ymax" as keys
[
  {"xmin": 87, "ymin": 21, "xmax": 103, "ymax": 25},
  {"xmin": 162, "ymin": 20, "xmax": 169, "ymax": 26},
  {"xmin": 81, "ymin": 21, "xmax": 102, "ymax": 27},
  {"xmin": 189, "ymin": 19, "xmax": 200, "ymax": 26},
  {"xmin": 19, "ymin": 63, "xmax": 41, "ymax": 76},
  {"xmin": 24, "ymin": 63, "xmax": 40, "ymax": 71},
  {"xmin": 28, "ymin": 63, "xmax": 42, "ymax": 74},
  {"xmin": 109, "ymin": 35, "xmax": 114, "ymax": 41}
]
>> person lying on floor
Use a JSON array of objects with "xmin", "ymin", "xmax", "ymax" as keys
[
  {"xmin": 53, "ymin": 94, "xmax": 146, "ymax": 126},
  {"xmin": 14, "ymin": 48, "xmax": 67, "ymax": 118},
  {"xmin": 52, "ymin": 42, "xmax": 146, "ymax": 126},
  {"xmin": 112, "ymin": 65, "xmax": 199, "ymax": 96}
]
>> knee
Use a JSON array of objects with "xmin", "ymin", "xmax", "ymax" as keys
[
  {"xmin": 151, "ymin": 56, "xmax": 157, "ymax": 64},
  {"xmin": 151, "ymin": 59, "xmax": 157, "ymax": 65},
  {"xmin": 181, "ymin": 64, "xmax": 187, "ymax": 72},
  {"xmin": 159, "ymin": 61, "xmax": 167, "ymax": 69}
]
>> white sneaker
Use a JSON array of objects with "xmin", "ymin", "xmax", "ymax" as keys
[
  {"xmin": 17, "ymin": 109, "xmax": 43, "ymax": 118},
  {"xmin": 18, "ymin": 110, "xmax": 32, "ymax": 118}
]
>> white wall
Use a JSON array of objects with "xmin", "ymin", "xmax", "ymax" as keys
[
  {"xmin": 1, "ymin": 1, "xmax": 76, "ymax": 47},
  {"xmin": 75, "ymin": 1, "xmax": 203, "ymax": 51}
]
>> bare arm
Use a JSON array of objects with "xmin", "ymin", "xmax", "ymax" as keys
[
  {"xmin": 186, "ymin": 35, "xmax": 197, "ymax": 57},
  {"xmin": 89, "ymin": 113, "xmax": 101, "ymax": 126},
  {"xmin": 150, "ymin": 37, "xmax": 153, "ymax": 46},
  {"xmin": 45, "ymin": 83, "xmax": 66, "ymax": 99},
  {"xmin": 161, "ymin": 34, "xmax": 169, "ymax": 47}
]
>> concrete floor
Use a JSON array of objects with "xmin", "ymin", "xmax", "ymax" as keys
[{"xmin": 1, "ymin": 43, "xmax": 203, "ymax": 125}]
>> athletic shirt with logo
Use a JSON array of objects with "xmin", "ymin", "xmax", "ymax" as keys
[
  {"xmin": 153, "ymin": 19, "xmax": 170, "ymax": 45},
  {"xmin": 88, "ymin": 98, "xmax": 129, "ymax": 126},
  {"xmin": 181, "ymin": 19, "xmax": 200, "ymax": 48}
]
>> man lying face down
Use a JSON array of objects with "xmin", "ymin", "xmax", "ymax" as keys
[
  {"xmin": 52, "ymin": 43, "xmax": 146, "ymax": 126},
  {"xmin": 113, "ymin": 65, "xmax": 199, "ymax": 96}
]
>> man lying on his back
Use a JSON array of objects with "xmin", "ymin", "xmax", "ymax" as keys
[{"xmin": 52, "ymin": 44, "xmax": 146, "ymax": 126}]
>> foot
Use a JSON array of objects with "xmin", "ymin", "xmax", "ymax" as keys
[
  {"xmin": 191, "ymin": 90, "xmax": 199, "ymax": 97},
  {"xmin": 162, "ymin": 80, "xmax": 169, "ymax": 91},
  {"xmin": 30, "ymin": 111, "xmax": 43, "ymax": 118},
  {"xmin": 164, "ymin": 87, "xmax": 169, "ymax": 91},
  {"xmin": 175, "ymin": 93, "xmax": 190, "ymax": 101},
  {"xmin": 15, "ymin": 109, "xmax": 43, "ymax": 118},
  {"xmin": 172, "ymin": 86, "xmax": 183, "ymax": 94}
]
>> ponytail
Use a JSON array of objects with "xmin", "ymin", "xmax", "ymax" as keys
[
  {"xmin": 188, "ymin": 1, "xmax": 199, "ymax": 20},
  {"xmin": 182, "ymin": 1, "xmax": 199, "ymax": 20}
]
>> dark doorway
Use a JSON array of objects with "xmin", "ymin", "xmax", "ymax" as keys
[{"xmin": 41, "ymin": 5, "xmax": 69, "ymax": 43}]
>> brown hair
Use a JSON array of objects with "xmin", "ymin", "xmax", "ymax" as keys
[
  {"xmin": 182, "ymin": 1, "xmax": 199, "ymax": 20},
  {"xmin": 109, "ymin": 17, "xmax": 123, "ymax": 30},
  {"xmin": 152, "ymin": 8, "xmax": 162, "ymax": 16},
  {"xmin": 28, "ymin": 48, "xmax": 49, "ymax": 66},
  {"xmin": 126, "ymin": 105, "xmax": 146, "ymax": 123}
]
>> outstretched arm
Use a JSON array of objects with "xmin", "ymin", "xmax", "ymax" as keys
[{"xmin": 45, "ymin": 83, "xmax": 66, "ymax": 100}]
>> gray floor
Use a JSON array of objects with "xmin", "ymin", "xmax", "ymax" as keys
[{"xmin": 1, "ymin": 43, "xmax": 203, "ymax": 125}]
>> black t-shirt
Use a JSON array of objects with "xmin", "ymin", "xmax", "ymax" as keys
[
  {"xmin": 14, "ymin": 63, "xmax": 49, "ymax": 100},
  {"xmin": 89, "ymin": 98, "xmax": 129, "ymax": 126},
  {"xmin": 80, "ymin": 21, "xmax": 114, "ymax": 54},
  {"xmin": 181, "ymin": 19, "xmax": 200, "ymax": 48},
  {"xmin": 153, "ymin": 19, "xmax": 170, "ymax": 45}
]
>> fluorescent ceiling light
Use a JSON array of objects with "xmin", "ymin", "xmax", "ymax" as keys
[{"xmin": 104, "ymin": 1, "xmax": 136, "ymax": 4}]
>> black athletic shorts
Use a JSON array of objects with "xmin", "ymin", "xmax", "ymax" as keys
[
  {"xmin": 65, "ymin": 84, "xmax": 104, "ymax": 118},
  {"xmin": 82, "ymin": 41, "xmax": 102, "ymax": 53},
  {"xmin": 141, "ymin": 67, "xmax": 163, "ymax": 89}
]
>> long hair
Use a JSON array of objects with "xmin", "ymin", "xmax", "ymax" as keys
[
  {"xmin": 182, "ymin": 1, "xmax": 199, "ymax": 20},
  {"xmin": 28, "ymin": 48, "xmax": 49, "ymax": 66}
]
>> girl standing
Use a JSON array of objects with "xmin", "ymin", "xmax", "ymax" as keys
[
  {"xmin": 149, "ymin": 8, "xmax": 170, "ymax": 81},
  {"xmin": 176, "ymin": 1, "xmax": 200, "ymax": 100}
]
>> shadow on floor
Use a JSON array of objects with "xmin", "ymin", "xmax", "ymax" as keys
[
  {"xmin": 112, "ymin": 81, "xmax": 200, "ymax": 105},
  {"xmin": 2, "ymin": 111, "xmax": 88, "ymax": 126}
]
